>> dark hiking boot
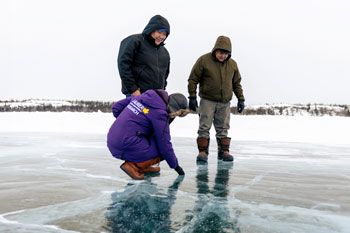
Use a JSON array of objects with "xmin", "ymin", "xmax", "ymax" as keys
[
  {"xmin": 120, "ymin": 161, "xmax": 144, "ymax": 180},
  {"xmin": 196, "ymin": 137, "xmax": 209, "ymax": 162},
  {"xmin": 220, "ymin": 151, "xmax": 234, "ymax": 161},
  {"xmin": 136, "ymin": 157, "xmax": 161, "ymax": 173},
  {"xmin": 217, "ymin": 137, "xmax": 234, "ymax": 162},
  {"xmin": 197, "ymin": 151, "xmax": 208, "ymax": 162}
]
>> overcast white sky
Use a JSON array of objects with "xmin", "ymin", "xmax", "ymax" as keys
[{"xmin": 1, "ymin": 0, "xmax": 350, "ymax": 104}]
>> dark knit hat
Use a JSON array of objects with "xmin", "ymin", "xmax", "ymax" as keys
[{"xmin": 168, "ymin": 93, "xmax": 188, "ymax": 113}]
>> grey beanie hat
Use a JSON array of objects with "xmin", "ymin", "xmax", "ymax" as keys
[{"xmin": 168, "ymin": 93, "xmax": 188, "ymax": 113}]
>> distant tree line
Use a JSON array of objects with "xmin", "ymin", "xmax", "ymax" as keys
[
  {"xmin": 230, "ymin": 103, "xmax": 350, "ymax": 117},
  {"xmin": 1, "ymin": 100, "xmax": 349, "ymax": 117},
  {"xmin": 0, "ymin": 100, "xmax": 114, "ymax": 113}
]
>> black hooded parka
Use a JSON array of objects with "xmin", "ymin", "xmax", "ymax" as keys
[{"xmin": 118, "ymin": 15, "xmax": 171, "ymax": 95}]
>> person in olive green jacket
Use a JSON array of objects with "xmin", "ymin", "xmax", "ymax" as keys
[{"xmin": 187, "ymin": 35, "xmax": 245, "ymax": 162}]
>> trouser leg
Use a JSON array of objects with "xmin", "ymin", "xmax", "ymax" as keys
[
  {"xmin": 211, "ymin": 101, "xmax": 233, "ymax": 161},
  {"xmin": 197, "ymin": 98, "xmax": 216, "ymax": 138},
  {"xmin": 213, "ymin": 101, "xmax": 231, "ymax": 139}
]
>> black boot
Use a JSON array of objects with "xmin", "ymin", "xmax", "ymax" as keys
[
  {"xmin": 196, "ymin": 137, "xmax": 209, "ymax": 162},
  {"xmin": 217, "ymin": 137, "xmax": 234, "ymax": 161}
]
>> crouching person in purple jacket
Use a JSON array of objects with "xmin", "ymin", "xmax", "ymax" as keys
[{"xmin": 107, "ymin": 89, "xmax": 189, "ymax": 180}]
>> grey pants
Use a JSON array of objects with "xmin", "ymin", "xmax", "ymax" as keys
[{"xmin": 197, "ymin": 98, "xmax": 231, "ymax": 139}]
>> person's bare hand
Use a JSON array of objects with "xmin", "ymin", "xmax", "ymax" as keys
[{"xmin": 131, "ymin": 90, "xmax": 141, "ymax": 96}]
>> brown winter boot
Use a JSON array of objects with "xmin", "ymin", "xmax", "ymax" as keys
[
  {"xmin": 196, "ymin": 137, "xmax": 209, "ymax": 162},
  {"xmin": 120, "ymin": 161, "xmax": 144, "ymax": 180},
  {"xmin": 136, "ymin": 157, "xmax": 161, "ymax": 173},
  {"xmin": 217, "ymin": 137, "xmax": 234, "ymax": 161}
]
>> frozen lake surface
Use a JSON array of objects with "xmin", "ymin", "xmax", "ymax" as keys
[{"xmin": 0, "ymin": 113, "xmax": 350, "ymax": 232}]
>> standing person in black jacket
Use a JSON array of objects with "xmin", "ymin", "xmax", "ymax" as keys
[{"xmin": 117, "ymin": 15, "xmax": 171, "ymax": 96}]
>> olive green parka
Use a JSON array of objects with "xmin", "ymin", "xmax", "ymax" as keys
[{"xmin": 188, "ymin": 36, "xmax": 244, "ymax": 103}]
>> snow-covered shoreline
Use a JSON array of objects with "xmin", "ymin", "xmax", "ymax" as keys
[
  {"xmin": 1, "ymin": 99, "xmax": 349, "ymax": 117},
  {"xmin": 1, "ymin": 112, "xmax": 349, "ymax": 146}
]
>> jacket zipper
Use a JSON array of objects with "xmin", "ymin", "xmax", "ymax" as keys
[
  {"xmin": 156, "ymin": 47, "xmax": 159, "ymax": 83},
  {"xmin": 220, "ymin": 62, "xmax": 223, "ymax": 99}
]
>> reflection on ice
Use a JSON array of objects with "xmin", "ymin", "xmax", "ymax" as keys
[
  {"xmin": 105, "ymin": 162, "xmax": 240, "ymax": 233},
  {"xmin": 105, "ymin": 176, "xmax": 184, "ymax": 233},
  {"xmin": 181, "ymin": 161, "xmax": 240, "ymax": 233}
]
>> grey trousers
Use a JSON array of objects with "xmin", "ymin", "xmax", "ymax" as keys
[{"xmin": 197, "ymin": 98, "xmax": 231, "ymax": 139}]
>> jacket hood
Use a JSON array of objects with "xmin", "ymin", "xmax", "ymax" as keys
[
  {"xmin": 211, "ymin": 35, "xmax": 232, "ymax": 60},
  {"xmin": 155, "ymin": 89, "xmax": 169, "ymax": 105},
  {"xmin": 140, "ymin": 90, "xmax": 168, "ymax": 110},
  {"xmin": 142, "ymin": 15, "xmax": 170, "ymax": 37}
]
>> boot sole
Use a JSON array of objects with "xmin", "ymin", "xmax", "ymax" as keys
[
  {"xmin": 120, "ymin": 162, "xmax": 144, "ymax": 180},
  {"xmin": 219, "ymin": 157, "xmax": 234, "ymax": 162},
  {"xmin": 218, "ymin": 153, "xmax": 234, "ymax": 161},
  {"xmin": 196, "ymin": 155, "xmax": 208, "ymax": 162}
]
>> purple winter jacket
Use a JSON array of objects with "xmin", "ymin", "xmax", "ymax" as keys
[{"xmin": 107, "ymin": 90, "xmax": 179, "ymax": 169}]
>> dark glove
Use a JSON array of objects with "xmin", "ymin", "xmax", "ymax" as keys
[
  {"xmin": 237, "ymin": 100, "xmax": 245, "ymax": 113},
  {"xmin": 175, "ymin": 165, "xmax": 185, "ymax": 176},
  {"xmin": 188, "ymin": 96, "xmax": 198, "ymax": 112}
]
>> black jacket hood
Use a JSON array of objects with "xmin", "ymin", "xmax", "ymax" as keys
[{"xmin": 142, "ymin": 15, "xmax": 170, "ymax": 45}]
